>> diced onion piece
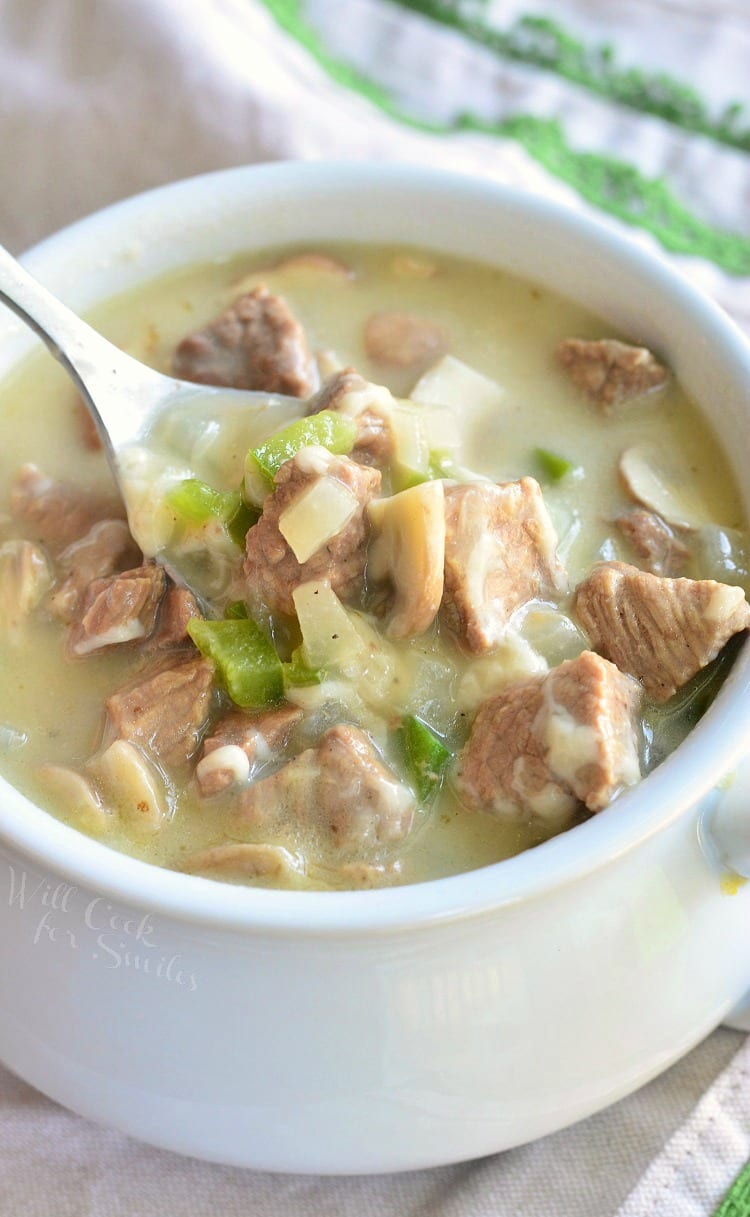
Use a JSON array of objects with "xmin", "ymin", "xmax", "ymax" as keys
[
  {"xmin": 346, "ymin": 612, "xmax": 401, "ymax": 709},
  {"xmin": 278, "ymin": 476, "xmax": 359, "ymax": 564},
  {"xmin": 391, "ymin": 404, "xmax": 429, "ymax": 487},
  {"xmin": 292, "ymin": 580, "xmax": 366, "ymax": 675},
  {"xmin": 422, "ymin": 405, "xmax": 460, "ymax": 453},
  {"xmin": 542, "ymin": 489, "xmax": 582, "ymax": 567},
  {"xmin": 694, "ymin": 525, "xmax": 750, "ymax": 590},
  {"xmin": 411, "ymin": 354, "xmax": 504, "ymax": 412},
  {"xmin": 515, "ymin": 605, "xmax": 588, "ymax": 666},
  {"xmin": 619, "ymin": 444, "xmax": 707, "ymax": 529},
  {"xmin": 95, "ymin": 741, "xmax": 168, "ymax": 836},
  {"xmin": 456, "ymin": 636, "xmax": 547, "ymax": 711},
  {"xmin": 368, "ymin": 480, "xmax": 446, "ymax": 639},
  {"xmin": 38, "ymin": 764, "xmax": 111, "ymax": 837},
  {"xmin": 292, "ymin": 581, "xmax": 404, "ymax": 711}
]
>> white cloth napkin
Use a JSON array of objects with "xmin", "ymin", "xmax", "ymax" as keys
[{"xmin": 0, "ymin": 1, "xmax": 748, "ymax": 1213}]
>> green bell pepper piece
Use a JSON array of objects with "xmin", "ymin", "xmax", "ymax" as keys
[
  {"xmin": 534, "ymin": 448, "xmax": 577, "ymax": 483},
  {"xmin": 282, "ymin": 646, "xmax": 324, "ymax": 689},
  {"xmin": 246, "ymin": 411, "xmax": 357, "ymax": 489},
  {"xmin": 167, "ymin": 478, "xmax": 241, "ymax": 525},
  {"xmin": 187, "ymin": 618, "xmax": 283, "ymax": 709},
  {"xmin": 226, "ymin": 499, "xmax": 261, "ymax": 548},
  {"xmin": 396, "ymin": 715, "xmax": 451, "ymax": 804},
  {"xmin": 224, "ymin": 600, "xmax": 249, "ymax": 620}
]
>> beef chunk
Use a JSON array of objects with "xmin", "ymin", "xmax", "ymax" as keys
[
  {"xmin": 615, "ymin": 509, "xmax": 690, "ymax": 577},
  {"xmin": 105, "ymin": 655, "xmax": 215, "ymax": 767},
  {"xmin": 69, "ymin": 564, "xmax": 166, "ymax": 657},
  {"xmin": 306, "ymin": 368, "xmax": 393, "ymax": 467},
  {"xmin": 148, "ymin": 585, "xmax": 201, "ymax": 650},
  {"xmin": 574, "ymin": 561, "xmax": 750, "ymax": 702},
  {"xmin": 172, "ymin": 286, "xmax": 315, "ymax": 397},
  {"xmin": 238, "ymin": 724, "xmax": 415, "ymax": 852},
  {"xmin": 196, "ymin": 703, "xmax": 303, "ymax": 797},
  {"xmin": 49, "ymin": 519, "xmax": 140, "ymax": 623},
  {"xmin": 364, "ymin": 312, "xmax": 447, "ymax": 369},
  {"xmin": 542, "ymin": 651, "xmax": 642, "ymax": 810},
  {"xmin": 556, "ymin": 338, "xmax": 668, "ymax": 411},
  {"xmin": 455, "ymin": 651, "xmax": 642, "ymax": 822},
  {"xmin": 442, "ymin": 478, "xmax": 567, "ymax": 654},
  {"xmin": 244, "ymin": 449, "xmax": 381, "ymax": 617},
  {"xmin": 10, "ymin": 464, "xmax": 123, "ymax": 551}
]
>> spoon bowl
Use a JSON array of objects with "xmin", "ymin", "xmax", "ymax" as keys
[{"xmin": 0, "ymin": 243, "xmax": 301, "ymax": 600}]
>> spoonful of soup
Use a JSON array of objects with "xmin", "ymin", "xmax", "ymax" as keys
[{"xmin": 0, "ymin": 243, "xmax": 310, "ymax": 604}]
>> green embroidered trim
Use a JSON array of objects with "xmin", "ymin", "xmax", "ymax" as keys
[
  {"xmin": 712, "ymin": 1157, "xmax": 750, "ymax": 1217},
  {"xmin": 260, "ymin": 0, "xmax": 750, "ymax": 274},
  {"xmin": 392, "ymin": 3, "xmax": 750, "ymax": 154},
  {"xmin": 488, "ymin": 114, "xmax": 750, "ymax": 274}
]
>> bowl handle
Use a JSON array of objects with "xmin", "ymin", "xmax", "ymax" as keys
[{"xmin": 702, "ymin": 756, "xmax": 750, "ymax": 1031}]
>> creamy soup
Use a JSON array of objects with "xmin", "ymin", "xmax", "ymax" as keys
[{"xmin": 0, "ymin": 244, "xmax": 748, "ymax": 890}]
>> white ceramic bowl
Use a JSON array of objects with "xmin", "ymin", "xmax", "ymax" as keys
[{"xmin": 1, "ymin": 163, "xmax": 750, "ymax": 1175}]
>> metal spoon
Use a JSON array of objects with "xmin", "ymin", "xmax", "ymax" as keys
[{"xmin": 0, "ymin": 243, "xmax": 300, "ymax": 598}]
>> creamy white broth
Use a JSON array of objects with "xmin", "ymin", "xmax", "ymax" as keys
[{"xmin": 0, "ymin": 243, "xmax": 746, "ymax": 889}]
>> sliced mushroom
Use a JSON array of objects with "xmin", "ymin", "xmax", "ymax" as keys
[
  {"xmin": 182, "ymin": 842, "xmax": 303, "ymax": 880},
  {"xmin": 273, "ymin": 252, "xmax": 353, "ymax": 278},
  {"xmin": 277, "ymin": 471, "xmax": 360, "ymax": 564},
  {"xmin": 0, "ymin": 540, "xmax": 52, "ymax": 636},
  {"xmin": 328, "ymin": 860, "xmax": 403, "ymax": 887},
  {"xmin": 37, "ymin": 764, "xmax": 112, "ymax": 836},
  {"xmin": 233, "ymin": 252, "xmax": 353, "ymax": 297},
  {"xmin": 618, "ymin": 444, "xmax": 707, "ymax": 529},
  {"xmin": 364, "ymin": 312, "xmax": 447, "ymax": 369},
  {"xmin": 93, "ymin": 740, "xmax": 168, "ymax": 836},
  {"xmin": 368, "ymin": 480, "xmax": 445, "ymax": 640},
  {"xmin": 455, "ymin": 635, "xmax": 548, "ymax": 712}
]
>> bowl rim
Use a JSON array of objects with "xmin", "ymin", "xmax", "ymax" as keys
[{"xmin": 1, "ymin": 159, "xmax": 750, "ymax": 936}]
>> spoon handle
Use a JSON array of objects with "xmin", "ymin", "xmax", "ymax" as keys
[{"xmin": 0, "ymin": 243, "xmax": 172, "ymax": 455}]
